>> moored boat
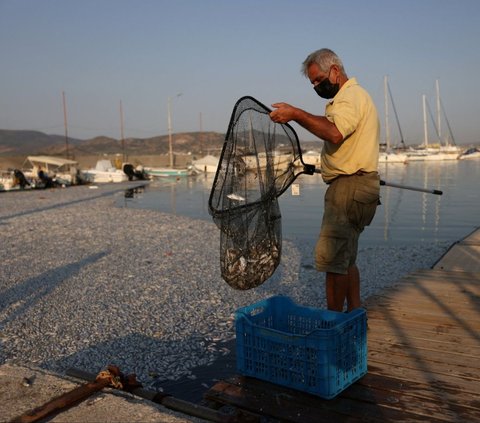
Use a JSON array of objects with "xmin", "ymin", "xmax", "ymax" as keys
[
  {"xmin": 458, "ymin": 147, "xmax": 480, "ymax": 160},
  {"xmin": 380, "ymin": 76, "xmax": 409, "ymax": 164},
  {"xmin": 378, "ymin": 151, "xmax": 408, "ymax": 163},
  {"xmin": 192, "ymin": 155, "xmax": 219, "ymax": 174},
  {"xmin": 24, "ymin": 155, "xmax": 82, "ymax": 186},
  {"xmin": 243, "ymin": 151, "xmax": 293, "ymax": 171},
  {"xmin": 81, "ymin": 159, "xmax": 129, "ymax": 183},
  {"xmin": 0, "ymin": 169, "xmax": 32, "ymax": 191},
  {"xmin": 144, "ymin": 166, "xmax": 194, "ymax": 178}
]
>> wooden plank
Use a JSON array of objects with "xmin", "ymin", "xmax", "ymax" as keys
[
  {"xmin": 367, "ymin": 361, "xmax": 479, "ymax": 395},
  {"xmin": 366, "ymin": 309, "xmax": 480, "ymax": 329},
  {"xmin": 356, "ymin": 372, "xmax": 480, "ymax": 410},
  {"xmin": 366, "ymin": 299, "xmax": 480, "ymax": 321},
  {"xmin": 380, "ymin": 291, "xmax": 479, "ymax": 304},
  {"xmin": 205, "ymin": 377, "xmax": 363, "ymax": 423},
  {"xmin": 368, "ymin": 340, "xmax": 480, "ymax": 369},
  {"xmin": 367, "ymin": 330, "xmax": 480, "ymax": 356},
  {"xmin": 205, "ymin": 371, "xmax": 480, "ymax": 423},
  {"xmin": 380, "ymin": 279, "xmax": 480, "ymax": 296},
  {"xmin": 367, "ymin": 283, "xmax": 480, "ymax": 303},
  {"xmin": 367, "ymin": 319, "xmax": 480, "ymax": 348},
  {"xmin": 343, "ymin": 379, "xmax": 480, "ymax": 422},
  {"xmin": 368, "ymin": 348, "xmax": 480, "ymax": 380},
  {"xmin": 366, "ymin": 310, "xmax": 480, "ymax": 334},
  {"xmin": 367, "ymin": 300, "xmax": 477, "ymax": 314},
  {"xmin": 391, "ymin": 269, "xmax": 480, "ymax": 281},
  {"xmin": 396, "ymin": 275, "xmax": 480, "ymax": 287},
  {"xmin": 205, "ymin": 376, "xmax": 449, "ymax": 423},
  {"xmin": 401, "ymin": 270, "xmax": 480, "ymax": 285}
]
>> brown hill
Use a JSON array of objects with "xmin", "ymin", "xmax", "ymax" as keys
[
  {"xmin": 0, "ymin": 130, "xmax": 226, "ymax": 157},
  {"xmin": 0, "ymin": 130, "xmax": 76, "ymax": 155}
]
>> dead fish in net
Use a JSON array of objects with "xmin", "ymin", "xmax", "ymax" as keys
[
  {"xmin": 221, "ymin": 243, "xmax": 280, "ymax": 289},
  {"xmin": 226, "ymin": 193, "xmax": 246, "ymax": 202}
]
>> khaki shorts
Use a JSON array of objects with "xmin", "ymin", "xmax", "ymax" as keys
[{"xmin": 315, "ymin": 172, "xmax": 380, "ymax": 275}]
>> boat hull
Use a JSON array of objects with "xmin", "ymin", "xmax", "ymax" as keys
[
  {"xmin": 378, "ymin": 152, "xmax": 408, "ymax": 163},
  {"xmin": 81, "ymin": 171, "xmax": 128, "ymax": 183},
  {"xmin": 144, "ymin": 167, "xmax": 191, "ymax": 177}
]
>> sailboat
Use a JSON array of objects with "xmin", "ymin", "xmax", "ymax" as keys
[
  {"xmin": 144, "ymin": 95, "xmax": 193, "ymax": 178},
  {"xmin": 378, "ymin": 76, "xmax": 408, "ymax": 163},
  {"xmin": 407, "ymin": 95, "xmax": 446, "ymax": 161},
  {"xmin": 435, "ymin": 80, "xmax": 462, "ymax": 159},
  {"xmin": 407, "ymin": 80, "xmax": 460, "ymax": 161}
]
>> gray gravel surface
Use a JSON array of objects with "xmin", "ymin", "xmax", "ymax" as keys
[{"xmin": 0, "ymin": 182, "xmax": 451, "ymax": 401}]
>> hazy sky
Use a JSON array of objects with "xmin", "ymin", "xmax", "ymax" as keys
[{"xmin": 1, "ymin": 0, "xmax": 479, "ymax": 145}]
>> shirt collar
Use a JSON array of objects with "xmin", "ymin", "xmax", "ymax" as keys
[{"xmin": 329, "ymin": 77, "xmax": 358, "ymax": 104}]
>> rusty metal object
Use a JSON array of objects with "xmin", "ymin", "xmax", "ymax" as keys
[{"xmin": 66, "ymin": 367, "xmax": 238, "ymax": 423}]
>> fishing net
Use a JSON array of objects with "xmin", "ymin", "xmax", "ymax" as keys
[{"xmin": 208, "ymin": 96, "xmax": 315, "ymax": 290}]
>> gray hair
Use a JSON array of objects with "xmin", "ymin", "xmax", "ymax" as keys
[{"xmin": 301, "ymin": 48, "xmax": 345, "ymax": 76}]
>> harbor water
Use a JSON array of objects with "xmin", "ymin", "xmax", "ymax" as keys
[{"xmin": 120, "ymin": 159, "xmax": 480, "ymax": 247}]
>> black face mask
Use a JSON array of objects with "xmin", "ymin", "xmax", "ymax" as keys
[{"xmin": 314, "ymin": 70, "xmax": 340, "ymax": 99}]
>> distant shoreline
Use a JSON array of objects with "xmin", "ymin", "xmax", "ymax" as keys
[{"xmin": 0, "ymin": 153, "xmax": 194, "ymax": 171}]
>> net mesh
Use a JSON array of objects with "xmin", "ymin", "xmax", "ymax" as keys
[{"xmin": 208, "ymin": 96, "xmax": 313, "ymax": 290}]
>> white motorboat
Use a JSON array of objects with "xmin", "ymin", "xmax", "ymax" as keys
[
  {"xmin": 24, "ymin": 155, "xmax": 81, "ymax": 186},
  {"xmin": 458, "ymin": 147, "xmax": 480, "ymax": 160},
  {"xmin": 0, "ymin": 170, "xmax": 28, "ymax": 191},
  {"xmin": 81, "ymin": 159, "xmax": 128, "ymax": 183}
]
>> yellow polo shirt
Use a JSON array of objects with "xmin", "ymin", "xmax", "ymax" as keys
[{"xmin": 321, "ymin": 77, "xmax": 380, "ymax": 183}]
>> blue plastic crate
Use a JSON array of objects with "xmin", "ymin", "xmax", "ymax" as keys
[{"xmin": 235, "ymin": 295, "xmax": 367, "ymax": 399}]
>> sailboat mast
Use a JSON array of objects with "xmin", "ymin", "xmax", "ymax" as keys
[
  {"xmin": 422, "ymin": 94, "xmax": 428, "ymax": 148},
  {"xmin": 436, "ymin": 79, "xmax": 442, "ymax": 141},
  {"xmin": 62, "ymin": 91, "xmax": 70, "ymax": 159},
  {"xmin": 199, "ymin": 112, "xmax": 204, "ymax": 155},
  {"xmin": 384, "ymin": 76, "xmax": 391, "ymax": 150},
  {"xmin": 386, "ymin": 79, "xmax": 406, "ymax": 147},
  {"xmin": 167, "ymin": 93, "xmax": 182, "ymax": 168},
  {"xmin": 120, "ymin": 100, "xmax": 126, "ymax": 163},
  {"xmin": 167, "ymin": 97, "xmax": 174, "ymax": 168}
]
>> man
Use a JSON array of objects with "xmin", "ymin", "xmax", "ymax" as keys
[{"xmin": 270, "ymin": 48, "xmax": 380, "ymax": 312}]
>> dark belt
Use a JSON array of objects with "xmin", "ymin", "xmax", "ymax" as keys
[{"xmin": 327, "ymin": 170, "xmax": 377, "ymax": 184}]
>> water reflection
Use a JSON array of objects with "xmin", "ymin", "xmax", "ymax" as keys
[
  {"xmin": 124, "ymin": 185, "xmax": 146, "ymax": 199},
  {"xmin": 118, "ymin": 160, "xmax": 480, "ymax": 246}
]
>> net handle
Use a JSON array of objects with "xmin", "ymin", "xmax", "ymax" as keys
[
  {"xmin": 219, "ymin": 96, "xmax": 443, "ymax": 197},
  {"xmin": 313, "ymin": 169, "xmax": 442, "ymax": 195}
]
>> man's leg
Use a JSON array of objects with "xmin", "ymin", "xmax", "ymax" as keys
[
  {"xmin": 346, "ymin": 264, "xmax": 360, "ymax": 311},
  {"xmin": 326, "ymin": 271, "xmax": 347, "ymax": 311},
  {"xmin": 326, "ymin": 264, "xmax": 360, "ymax": 312}
]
